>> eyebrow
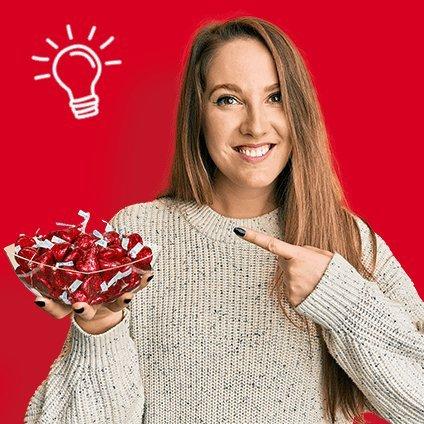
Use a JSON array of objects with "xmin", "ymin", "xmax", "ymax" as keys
[{"xmin": 208, "ymin": 82, "xmax": 280, "ymax": 99}]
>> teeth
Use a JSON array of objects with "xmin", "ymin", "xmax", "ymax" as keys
[{"xmin": 236, "ymin": 144, "xmax": 271, "ymax": 157}]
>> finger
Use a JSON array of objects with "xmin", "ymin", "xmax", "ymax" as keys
[
  {"xmin": 303, "ymin": 245, "xmax": 323, "ymax": 253},
  {"xmin": 71, "ymin": 301, "xmax": 98, "ymax": 321},
  {"xmin": 303, "ymin": 245, "xmax": 320, "ymax": 251},
  {"xmin": 104, "ymin": 272, "xmax": 153, "ymax": 312},
  {"xmin": 127, "ymin": 271, "xmax": 154, "ymax": 294},
  {"xmin": 233, "ymin": 227, "xmax": 298, "ymax": 259},
  {"xmin": 138, "ymin": 271, "xmax": 154, "ymax": 290},
  {"xmin": 104, "ymin": 295, "xmax": 130, "ymax": 312},
  {"xmin": 303, "ymin": 245, "xmax": 333, "ymax": 256},
  {"xmin": 34, "ymin": 296, "xmax": 73, "ymax": 320},
  {"xmin": 103, "ymin": 288, "xmax": 138, "ymax": 312},
  {"xmin": 109, "ymin": 292, "xmax": 135, "ymax": 311}
]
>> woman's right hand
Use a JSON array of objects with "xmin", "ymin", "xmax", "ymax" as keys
[{"xmin": 33, "ymin": 270, "xmax": 154, "ymax": 334}]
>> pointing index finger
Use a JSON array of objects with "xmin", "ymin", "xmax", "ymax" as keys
[{"xmin": 233, "ymin": 227, "xmax": 298, "ymax": 260}]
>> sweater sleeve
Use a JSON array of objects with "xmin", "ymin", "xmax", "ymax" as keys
[
  {"xmin": 24, "ymin": 308, "xmax": 145, "ymax": 423},
  {"xmin": 24, "ymin": 207, "xmax": 146, "ymax": 423},
  {"xmin": 294, "ymin": 227, "xmax": 424, "ymax": 423}
]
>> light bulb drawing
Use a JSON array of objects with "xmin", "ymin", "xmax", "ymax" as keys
[{"xmin": 31, "ymin": 24, "xmax": 122, "ymax": 120}]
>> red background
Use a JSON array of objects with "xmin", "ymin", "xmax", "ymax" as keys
[{"xmin": 1, "ymin": 1, "xmax": 422, "ymax": 423}]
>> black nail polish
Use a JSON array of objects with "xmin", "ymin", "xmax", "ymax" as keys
[
  {"xmin": 74, "ymin": 307, "xmax": 84, "ymax": 313},
  {"xmin": 123, "ymin": 298, "xmax": 132, "ymax": 304},
  {"xmin": 35, "ymin": 300, "xmax": 45, "ymax": 307},
  {"xmin": 147, "ymin": 275, "xmax": 153, "ymax": 282},
  {"xmin": 233, "ymin": 227, "xmax": 246, "ymax": 237}
]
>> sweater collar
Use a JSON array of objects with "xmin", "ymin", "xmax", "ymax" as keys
[{"xmin": 175, "ymin": 199, "xmax": 283, "ymax": 246}]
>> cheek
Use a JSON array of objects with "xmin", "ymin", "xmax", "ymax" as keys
[
  {"xmin": 275, "ymin": 148, "xmax": 291, "ymax": 171},
  {"xmin": 272, "ymin": 111, "xmax": 290, "ymax": 137},
  {"xmin": 203, "ymin": 107, "xmax": 238, "ymax": 137},
  {"xmin": 205, "ymin": 139, "xmax": 233, "ymax": 166},
  {"xmin": 203, "ymin": 110, "xmax": 237, "ymax": 152}
]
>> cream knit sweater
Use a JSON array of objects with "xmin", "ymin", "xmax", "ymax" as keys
[{"xmin": 24, "ymin": 198, "xmax": 424, "ymax": 423}]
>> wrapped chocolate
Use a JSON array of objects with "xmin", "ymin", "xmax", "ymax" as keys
[{"xmin": 4, "ymin": 210, "xmax": 161, "ymax": 306}]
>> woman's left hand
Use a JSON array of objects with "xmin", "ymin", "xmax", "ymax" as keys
[{"xmin": 234, "ymin": 227, "xmax": 335, "ymax": 307}]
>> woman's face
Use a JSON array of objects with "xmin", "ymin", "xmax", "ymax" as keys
[{"xmin": 202, "ymin": 37, "xmax": 292, "ymax": 195}]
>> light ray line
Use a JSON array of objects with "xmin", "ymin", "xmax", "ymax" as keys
[
  {"xmin": 99, "ymin": 36, "xmax": 114, "ymax": 50},
  {"xmin": 46, "ymin": 38, "xmax": 59, "ymax": 49},
  {"xmin": 66, "ymin": 24, "xmax": 73, "ymax": 40},
  {"xmin": 31, "ymin": 55, "xmax": 50, "ymax": 62},
  {"xmin": 88, "ymin": 25, "xmax": 97, "ymax": 41},
  {"xmin": 34, "ymin": 74, "xmax": 51, "ymax": 80},
  {"xmin": 104, "ymin": 59, "xmax": 122, "ymax": 66}
]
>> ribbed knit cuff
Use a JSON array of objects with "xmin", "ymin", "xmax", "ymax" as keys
[
  {"xmin": 294, "ymin": 252, "xmax": 368, "ymax": 332},
  {"xmin": 68, "ymin": 308, "xmax": 134, "ymax": 367}
]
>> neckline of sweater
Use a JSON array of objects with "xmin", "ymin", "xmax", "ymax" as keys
[{"xmin": 171, "ymin": 199, "xmax": 283, "ymax": 246}]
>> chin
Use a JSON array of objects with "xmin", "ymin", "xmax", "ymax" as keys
[{"xmin": 237, "ymin": 176, "xmax": 276, "ymax": 189}]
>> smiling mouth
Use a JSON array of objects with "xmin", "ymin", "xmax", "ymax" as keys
[
  {"xmin": 232, "ymin": 143, "xmax": 276, "ymax": 162},
  {"xmin": 233, "ymin": 143, "xmax": 276, "ymax": 154}
]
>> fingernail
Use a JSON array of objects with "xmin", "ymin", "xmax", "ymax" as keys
[
  {"xmin": 147, "ymin": 275, "xmax": 153, "ymax": 282},
  {"xmin": 74, "ymin": 307, "xmax": 84, "ymax": 313},
  {"xmin": 233, "ymin": 227, "xmax": 246, "ymax": 237},
  {"xmin": 123, "ymin": 298, "xmax": 132, "ymax": 304},
  {"xmin": 34, "ymin": 300, "xmax": 45, "ymax": 307}
]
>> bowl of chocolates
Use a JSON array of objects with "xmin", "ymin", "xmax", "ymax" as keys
[{"xmin": 4, "ymin": 210, "xmax": 161, "ymax": 306}]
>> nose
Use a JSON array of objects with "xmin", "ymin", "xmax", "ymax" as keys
[{"xmin": 239, "ymin": 103, "xmax": 269, "ymax": 138}]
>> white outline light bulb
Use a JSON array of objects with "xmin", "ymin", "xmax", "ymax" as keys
[{"xmin": 52, "ymin": 44, "xmax": 102, "ymax": 120}]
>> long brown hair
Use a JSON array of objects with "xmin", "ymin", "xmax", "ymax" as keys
[{"xmin": 157, "ymin": 16, "xmax": 379, "ymax": 423}]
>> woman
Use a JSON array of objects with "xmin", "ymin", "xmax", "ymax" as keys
[{"xmin": 25, "ymin": 16, "xmax": 424, "ymax": 424}]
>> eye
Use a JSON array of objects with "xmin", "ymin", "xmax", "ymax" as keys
[
  {"xmin": 269, "ymin": 91, "xmax": 282, "ymax": 103},
  {"xmin": 214, "ymin": 92, "xmax": 282, "ymax": 107},
  {"xmin": 215, "ymin": 95, "xmax": 240, "ymax": 106}
]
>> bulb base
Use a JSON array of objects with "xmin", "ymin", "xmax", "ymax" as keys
[{"xmin": 69, "ymin": 94, "xmax": 99, "ymax": 119}]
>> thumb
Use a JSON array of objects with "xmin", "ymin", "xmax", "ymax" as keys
[
  {"xmin": 71, "ymin": 301, "xmax": 99, "ymax": 321},
  {"xmin": 34, "ymin": 296, "xmax": 72, "ymax": 319}
]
